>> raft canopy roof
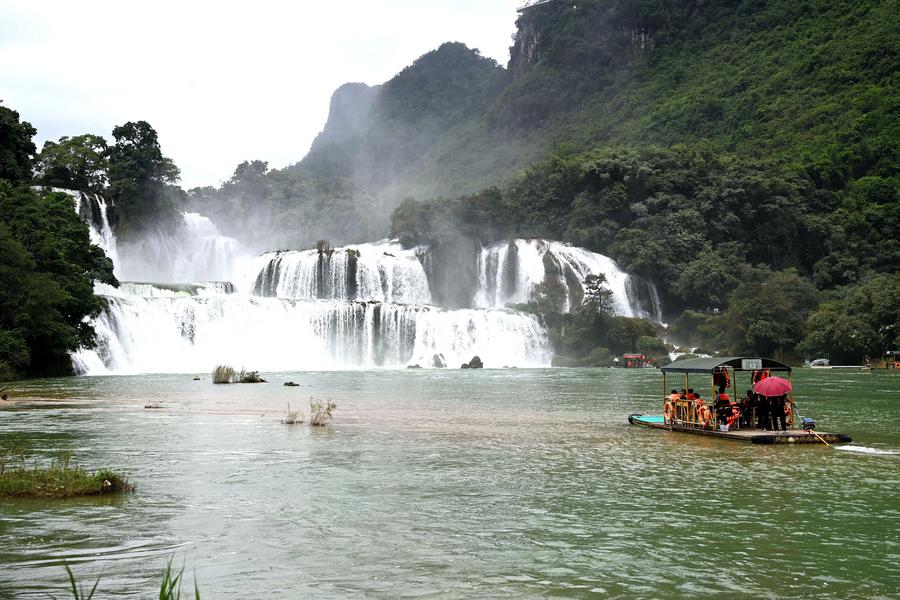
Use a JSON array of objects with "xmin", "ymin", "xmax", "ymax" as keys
[{"xmin": 661, "ymin": 356, "xmax": 792, "ymax": 374}]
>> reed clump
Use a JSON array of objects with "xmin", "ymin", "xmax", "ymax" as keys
[
  {"xmin": 309, "ymin": 398, "xmax": 337, "ymax": 426},
  {"xmin": 211, "ymin": 365, "xmax": 235, "ymax": 384},
  {"xmin": 282, "ymin": 403, "xmax": 304, "ymax": 425}
]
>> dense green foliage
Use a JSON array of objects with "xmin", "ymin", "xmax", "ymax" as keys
[
  {"xmin": 0, "ymin": 184, "xmax": 117, "ymax": 378},
  {"xmin": 305, "ymin": 0, "xmax": 898, "ymax": 202},
  {"xmin": 799, "ymin": 274, "xmax": 900, "ymax": 363},
  {"xmin": 35, "ymin": 134, "xmax": 109, "ymax": 193},
  {"xmin": 522, "ymin": 274, "xmax": 670, "ymax": 366},
  {"xmin": 0, "ymin": 106, "xmax": 118, "ymax": 379},
  {"xmin": 0, "ymin": 105, "xmax": 37, "ymax": 183},
  {"xmin": 391, "ymin": 142, "xmax": 897, "ymax": 362},
  {"xmin": 106, "ymin": 121, "xmax": 184, "ymax": 237}
]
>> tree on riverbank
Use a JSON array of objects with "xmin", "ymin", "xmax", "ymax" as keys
[{"xmin": 0, "ymin": 106, "xmax": 117, "ymax": 380}]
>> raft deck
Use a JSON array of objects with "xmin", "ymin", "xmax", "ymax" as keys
[{"xmin": 628, "ymin": 414, "xmax": 851, "ymax": 445}]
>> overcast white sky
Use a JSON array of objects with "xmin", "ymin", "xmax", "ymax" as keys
[{"xmin": 0, "ymin": 0, "xmax": 522, "ymax": 188}]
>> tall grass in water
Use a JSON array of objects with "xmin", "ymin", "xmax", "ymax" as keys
[
  {"xmin": 63, "ymin": 565, "xmax": 100, "ymax": 599},
  {"xmin": 309, "ymin": 399, "xmax": 337, "ymax": 426},
  {"xmin": 211, "ymin": 365, "xmax": 235, "ymax": 384},
  {"xmin": 282, "ymin": 402, "xmax": 304, "ymax": 425},
  {"xmin": 63, "ymin": 558, "xmax": 199, "ymax": 599}
]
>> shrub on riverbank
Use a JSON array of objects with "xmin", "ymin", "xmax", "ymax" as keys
[{"xmin": 0, "ymin": 460, "xmax": 130, "ymax": 498}]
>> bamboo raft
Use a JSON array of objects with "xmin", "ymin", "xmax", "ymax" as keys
[
  {"xmin": 628, "ymin": 414, "xmax": 851, "ymax": 445},
  {"xmin": 628, "ymin": 356, "xmax": 852, "ymax": 446}
]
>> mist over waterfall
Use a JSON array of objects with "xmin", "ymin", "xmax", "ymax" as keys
[
  {"xmin": 69, "ymin": 196, "xmax": 661, "ymax": 374},
  {"xmin": 116, "ymin": 213, "xmax": 245, "ymax": 283}
]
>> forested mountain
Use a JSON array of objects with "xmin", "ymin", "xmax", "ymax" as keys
[
  {"xmin": 306, "ymin": 0, "xmax": 898, "ymax": 363},
  {"xmin": 305, "ymin": 0, "xmax": 897, "ymax": 199}
]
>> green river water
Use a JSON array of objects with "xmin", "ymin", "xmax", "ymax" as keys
[{"xmin": 0, "ymin": 368, "xmax": 898, "ymax": 598}]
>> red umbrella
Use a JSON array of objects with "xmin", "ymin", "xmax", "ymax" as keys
[{"xmin": 754, "ymin": 376, "xmax": 792, "ymax": 397}]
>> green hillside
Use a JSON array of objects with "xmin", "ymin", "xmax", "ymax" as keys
[{"xmin": 304, "ymin": 0, "xmax": 898, "ymax": 198}]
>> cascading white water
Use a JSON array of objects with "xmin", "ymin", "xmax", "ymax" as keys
[
  {"xmin": 46, "ymin": 188, "xmax": 120, "ymax": 275},
  {"xmin": 473, "ymin": 239, "xmax": 660, "ymax": 317},
  {"xmin": 72, "ymin": 283, "xmax": 551, "ymax": 374},
  {"xmin": 116, "ymin": 213, "xmax": 245, "ymax": 283},
  {"xmin": 242, "ymin": 240, "xmax": 431, "ymax": 304},
  {"xmin": 67, "ymin": 193, "xmax": 660, "ymax": 374}
]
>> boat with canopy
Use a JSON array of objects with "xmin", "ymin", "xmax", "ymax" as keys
[{"xmin": 628, "ymin": 356, "xmax": 851, "ymax": 444}]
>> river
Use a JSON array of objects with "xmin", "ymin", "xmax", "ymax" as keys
[{"xmin": 1, "ymin": 368, "xmax": 898, "ymax": 598}]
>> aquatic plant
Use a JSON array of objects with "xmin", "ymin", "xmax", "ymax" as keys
[
  {"xmin": 211, "ymin": 365, "xmax": 235, "ymax": 384},
  {"xmin": 237, "ymin": 369, "xmax": 265, "ymax": 384},
  {"xmin": 282, "ymin": 403, "xmax": 304, "ymax": 425},
  {"xmin": 63, "ymin": 564, "xmax": 101, "ymax": 600},
  {"xmin": 62, "ymin": 558, "xmax": 199, "ymax": 599},
  {"xmin": 309, "ymin": 398, "xmax": 337, "ymax": 426},
  {"xmin": 158, "ymin": 558, "xmax": 200, "ymax": 600}
]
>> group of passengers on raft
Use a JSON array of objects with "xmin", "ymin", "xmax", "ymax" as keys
[{"xmin": 663, "ymin": 369, "xmax": 793, "ymax": 431}]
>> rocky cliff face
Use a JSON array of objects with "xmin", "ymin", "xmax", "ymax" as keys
[
  {"xmin": 308, "ymin": 82, "xmax": 380, "ymax": 155},
  {"xmin": 508, "ymin": 0, "xmax": 665, "ymax": 79}
]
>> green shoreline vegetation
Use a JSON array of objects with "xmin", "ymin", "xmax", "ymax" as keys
[{"xmin": 0, "ymin": 453, "xmax": 130, "ymax": 499}]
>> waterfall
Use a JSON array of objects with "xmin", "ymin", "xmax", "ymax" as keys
[
  {"xmin": 64, "ymin": 196, "xmax": 660, "ymax": 373},
  {"xmin": 116, "ymin": 213, "xmax": 245, "ymax": 283},
  {"xmin": 242, "ymin": 240, "xmax": 431, "ymax": 304},
  {"xmin": 72, "ymin": 283, "xmax": 551, "ymax": 374},
  {"xmin": 473, "ymin": 239, "xmax": 661, "ymax": 318},
  {"xmin": 44, "ymin": 188, "xmax": 121, "ymax": 275}
]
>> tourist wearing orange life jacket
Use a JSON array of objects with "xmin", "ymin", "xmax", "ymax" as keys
[
  {"xmin": 664, "ymin": 389, "xmax": 679, "ymax": 423},
  {"xmin": 695, "ymin": 394, "xmax": 711, "ymax": 426}
]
